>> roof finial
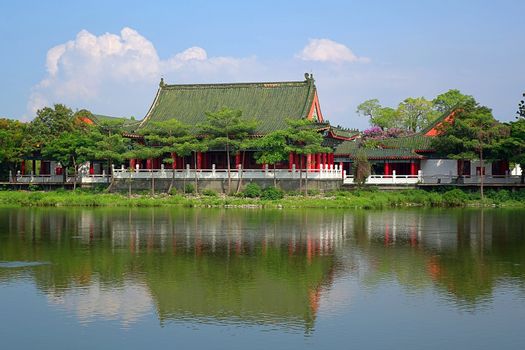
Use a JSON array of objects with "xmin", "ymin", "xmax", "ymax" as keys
[
  {"xmin": 159, "ymin": 77, "xmax": 165, "ymax": 87},
  {"xmin": 304, "ymin": 72, "xmax": 309, "ymax": 81}
]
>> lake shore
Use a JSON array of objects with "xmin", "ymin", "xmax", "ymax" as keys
[{"xmin": 1, "ymin": 188, "xmax": 524, "ymax": 209}]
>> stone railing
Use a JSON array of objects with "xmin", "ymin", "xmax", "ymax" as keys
[
  {"xmin": 344, "ymin": 170, "xmax": 421, "ymax": 185},
  {"xmin": 344, "ymin": 170, "xmax": 522, "ymax": 185},
  {"xmin": 112, "ymin": 164, "xmax": 345, "ymax": 180}
]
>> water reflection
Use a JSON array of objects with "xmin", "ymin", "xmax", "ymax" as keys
[{"xmin": 0, "ymin": 208, "xmax": 524, "ymax": 330}]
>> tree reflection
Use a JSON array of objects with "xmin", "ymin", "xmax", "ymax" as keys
[{"xmin": 0, "ymin": 207, "xmax": 524, "ymax": 328}]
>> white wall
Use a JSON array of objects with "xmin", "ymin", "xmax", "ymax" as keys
[
  {"xmin": 420, "ymin": 159, "xmax": 457, "ymax": 176},
  {"xmin": 470, "ymin": 160, "xmax": 492, "ymax": 176}
]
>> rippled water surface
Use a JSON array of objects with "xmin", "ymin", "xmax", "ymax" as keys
[{"xmin": 1, "ymin": 208, "xmax": 524, "ymax": 349}]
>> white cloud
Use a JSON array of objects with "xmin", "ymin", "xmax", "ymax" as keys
[
  {"xmin": 27, "ymin": 27, "xmax": 258, "ymax": 118},
  {"xmin": 296, "ymin": 38, "xmax": 369, "ymax": 64}
]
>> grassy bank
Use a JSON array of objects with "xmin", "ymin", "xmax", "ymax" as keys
[{"xmin": 1, "ymin": 188, "xmax": 525, "ymax": 209}]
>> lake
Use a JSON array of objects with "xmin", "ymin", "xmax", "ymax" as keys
[{"xmin": 1, "ymin": 207, "xmax": 524, "ymax": 349}]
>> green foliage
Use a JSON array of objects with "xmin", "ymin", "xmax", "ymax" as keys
[
  {"xmin": 261, "ymin": 187, "xmax": 284, "ymax": 200},
  {"xmin": 29, "ymin": 104, "xmax": 76, "ymax": 146},
  {"xmin": 353, "ymin": 150, "xmax": 371, "ymax": 185},
  {"xmin": 356, "ymin": 99, "xmax": 398, "ymax": 129},
  {"xmin": 253, "ymin": 130, "xmax": 289, "ymax": 166},
  {"xmin": 307, "ymin": 189, "xmax": 321, "ymax": 196},
  {"xmin": 201, "ymin": 189, "xmax": 218, "ymax": 197},
  {"xmin": 184, "ymin": 184, "xmax": 195, "ymax": 194},
  {"xmin": 356, "ymin": 89, "xmax": 475, "ymax": 132},
  {"xmin": 243, "ymin": 183, "xmax": 262, "ymax": 198},
  {"xmin": 442, "ymin": 189, "xmax": 469, "ymax": 206},
  {"xmin": 432, "ymin": 104, "xmax": 509, "ymax": 161},
  {"xmin": 432, "ymin": 89, "xmax": 476, "ymax": 113},
  {"xmin": 0, "ymin": 118, "xmax": 32, "ymax": 177},
  {"xmin": 397, "ymin": 97, "xmax": 438, "ymax": 132}
]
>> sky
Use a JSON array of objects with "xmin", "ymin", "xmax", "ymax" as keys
[{"xmin": 0, "ymin": 0, "xmax": 523, "ymax": 130}]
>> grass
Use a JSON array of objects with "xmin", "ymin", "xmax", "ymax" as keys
[{"xmin": 1, "ymin": 188, "xmax": 525, "ymax": 209}]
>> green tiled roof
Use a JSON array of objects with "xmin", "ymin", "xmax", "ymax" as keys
[
  {"xmin": 329, "ymin": 126, "xmax": 360, "ymax": 139},
  {"xmin": 379, "ymin": 135, "xmax": 433, "ymax": 150},
  {"xmin": 139, "ymin": 77, "xmax": 318, "ymax": 134},
  {"xmin": 334, "ymin": 140, "xmax": 422, "ymax": 159}
]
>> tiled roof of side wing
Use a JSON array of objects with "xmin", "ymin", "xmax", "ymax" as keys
[
  {"xmin": 379, "ymin": 135, "xmax": 433, "ymax": 150},
  {"xmin": 334, "ymin": 140, "xmax": 423, "ymax": 159},
  {"xmin": 329, "ymin": 126, "xmax": 360, "ymax": 139},
  {"xmin": 139, "ymin": 78, "xmax": 317, "ymax": 134}
]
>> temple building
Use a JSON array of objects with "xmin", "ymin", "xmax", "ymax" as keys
[{"xmin": 127, "ymin": 73, "xmax": 355, "ymax": 171}]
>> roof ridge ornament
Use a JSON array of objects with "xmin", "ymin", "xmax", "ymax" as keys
[
  {"xmin": 159, "ymin": 77, "xmax": 165, "ymax": 88},
  {"xmin": 304, "ymin": 73, "xmax": 314, "ymax": 82}
]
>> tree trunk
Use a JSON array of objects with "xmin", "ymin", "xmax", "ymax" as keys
[
  {"xmin": 236, "ymin": 150, "xmax": 246, "ymax": 194},
  {"xmin": 299, "ymin": 155, "xmax": 303, "ymax": 194},
  {"xmin": 63, "ymin": 166, "xmax": 67, "ymax": 188},
  {"xmin": 479, "ymin": 150, "xmax": 484, "ymax": 201},
  {"xmin": 168, "ymin": 164, "xmax": 175, "ymax": 194},
  {"xmin": 273, "ymin": 163, "xmax": 277, "ymax": 188},
  {"xmin": 183, "ymin": 158, "xmax": 187, "ymax": 194},
  {"xmin": 151, "ymin": 167, "xmax": 155, "ymax": 196},
  {"xmin": 72, "ymin": 160, "xmax": 77, "ymax": 191},
  {"xmin": 226, "ymin": 142, "xmax": 231, "ymax": 195},
  {"xmin": 305, "ymin": 156, "xmax": 309, "ymax": 196},
  {"xmin": 194, "ymin": 152, "xmax": 198, "ymax": 194},
  {"xmin": 128, "ymin": 170, "xmax": 132, "ymax": 198},
  {"xmin": 107, "ymin": 160, "xmax": 111, "ymax": 184}
]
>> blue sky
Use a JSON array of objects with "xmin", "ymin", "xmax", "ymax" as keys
[{"xmin": 0, "ymin": 0, "xmax": 523, "ymax": 129}]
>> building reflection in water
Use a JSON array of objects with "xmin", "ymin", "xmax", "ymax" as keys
[{"xmin": 0, "ymin": 208, "xmax": 524, "ymax": 327}]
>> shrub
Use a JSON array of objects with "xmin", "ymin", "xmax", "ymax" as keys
[
  {"xmin": 261, "ymin": 187, "xmax": 284, "ymax": 200},
  {"xmin": 488, "ymin": 189, "xmax": 510, "ymax": 203},
  {"xmin": 307, "ymin": 189, "xmax": 321, "ymax": 196},
  {"xmin": 243, "ymin": 183, "xmax": 262, "ymax": 198},
  {"xmin": 184, "ymin": 184, "xmax": 195, "ymax": 194},
  {"xmin": 442, "ymin": 189, "xmax": 469, "ymax": 206},
  {"xmin": 201, "ymin": 189, "xmax": 218, "ymax": 197}
]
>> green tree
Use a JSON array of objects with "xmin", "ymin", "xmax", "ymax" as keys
[
  {"xmin": 432, "ymin": 105, "xmax": 509, "ymax": 200},
  {"xmin": 353, "ymin": 150, "xmax": 371, "ymax": 186},
  {"xmin": 397, "ymin": 97, "xmax": 438, "ymax": 132},
  {"xmin": 286, "ymin": 119, "xmax": 331, "ymax": 195},
  {"xmin": 141, "ymin": 119, "xmax": 191, "ymax": 193},
  {"xmin": 432, "ymin": 89, "xmax": 476, "ymax": 113},
  {"xmin": 0, "ymin": 119, "xmax": 33, "ymax": 181},
  {"xmin": 199, "ymin": 107, "xmax": 257, "ymax": 194},
  {"xmin": 356, "ymin": 99, "xmax": 398, "ymax": 129},
  {"xmin": 495, "ymin": 119, "xmax": 525, "ymax": 183},
  {"xmin": 253, "ymin": 130, "xmax": 289, "ymax": 187},
  {"xmin": 518, "ymin": 92, "xmax": 525, "ymax": 119},
  {"xmin": 29, "ymin": 104, "xmax": 76, "ymax": 146},
  {"xmin": 41, "ymin": 129, "xmax": 97, "ymax": 189}
]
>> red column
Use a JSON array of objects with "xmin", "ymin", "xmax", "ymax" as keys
[
  {"xmin": 316, "ymin": 153, "xmax": 321, "ymax": 170},
  {"xmin": 130, "ymin": 159, "xmax": 136, "ymax": 169},
  {"xmin": 322, "ymin": 153, "xmax": 327, "ymax": 167},
  {"xmin": 89, "ymin": 162, "xmax": 95, "ymax": 175},
  {"xmin": 146, "ymin": 159, "xmax": 152, "ymax": 170},
  {"xmin": 384, "ymin": 162, "xmax": 390, "ymax": 176},
  {"xmin": 329, "ymin": 153, "xmax": 334, "ymax": 167},
  {"xmin": 197, "ymin": 152, "xmax": 203, "ymax": 169},
  {"xmin": 235, "ymin": 152, "xmax": 241, "ymax": 168},
  {"xmin": 289, "ymin": 152, "xmax": 294, "ymax": 171},
  {"xmin": 410, "ymin": 161, "xmax": 416, "ymax": 176}
]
